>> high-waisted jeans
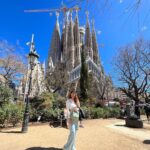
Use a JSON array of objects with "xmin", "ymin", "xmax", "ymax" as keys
[{"xmin": 63, "ymin": 121, "xmax": 78, "ymax": 150}]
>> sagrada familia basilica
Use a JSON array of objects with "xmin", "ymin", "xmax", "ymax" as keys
[
  {"xmin": 17, "ymin": 9, "xmax": 116, "ymax": 100},
  {"xmin": 47, "ymin": 11, "xmax": 103, "ymax": 83}
]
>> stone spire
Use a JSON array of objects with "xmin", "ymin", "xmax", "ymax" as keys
[
  {"xmin": 48, "ymin": 12, "xmax": 61, "ymax": 67},
  {"xmin": 92, "ymin": 19, "xmax": 100, "ymax": 65},
  {"xmin": 62, "ymin": 12, "xmax": 69, "ymax": 62},
  {"xmin": 84, "ymin": 11, "xmax": 93, "ymax": 60},
  {"xmin": 74, "ymin": 9, "xmax": 81, "ymax": 67},
  {"xmin": 67, "ymin": 10, "xmax": 75, "ymax": 71}
]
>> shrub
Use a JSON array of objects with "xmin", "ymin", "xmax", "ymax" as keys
[
  {"xmin": 82, "ymin": 107, "xmax": 120, "ymax": 119},
  {"xmin": 0, "ymin": 108, "xmax": 7, "ymax": 127},
  {"xmin": 41, "ymin": 108, "xmax": 60, "ymax": 122},
  {"xmin": 81, "ymin": 106, "xmax": 90, "ymax": 119},
  {"xmin": 0, "ymin": 84, "xmax": 13, "ymax": 107},
  {"xmin": 53, "ymin": 93, "xmax": 66, "ymax": 109},
  {"xmin": 0, "ymin": 104, "xmax": 23, "ymax": 127},
  {"xmin": 9, "ymin": 104, "xmax": 23, "ymax": 127},
  {"xmin": 29, "ymin": 92, "xmax": 66, "ymax": 122},
  {"xmin": 29, "ymin": 108, "xmax": 39, "ymax": 122}
]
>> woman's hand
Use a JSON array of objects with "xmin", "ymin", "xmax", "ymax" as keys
[{"xmin": 73, "ymin": 107, "xmax": 79, "ymax": 112}]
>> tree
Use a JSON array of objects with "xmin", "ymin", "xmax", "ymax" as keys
[
  {"xmin": 0, "ymin": 83, "xmax": 13, "ymax": 107},
  {"xmin": 91, "ymin": 74, "xmax": 113, "ymax": 101},
  {"xmin": 114, "ymin": 38, "xmax": 150, "ymax": 103},
  {"xmin": 30, "ymin": 92, "xmax": 55, "ymax": 111},
  {"xmin": 45, "ymin": 62, "xmax": 68, "ymax": 96},
  {"xmin": 79, "ymin": 50, "xmax": 89, "ymax": 101},
  {"xmin": 0, "ymin": 40, "xmax": 26, "ymax": 85}
]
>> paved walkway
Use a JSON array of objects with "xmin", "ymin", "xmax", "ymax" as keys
[
  {"xmin": 107, "ymin": 121, "xmax": 150, "ymax": 142},
  {"xmin": 0, "ymin": 119, "xmax": 150, "ymax": 150}
]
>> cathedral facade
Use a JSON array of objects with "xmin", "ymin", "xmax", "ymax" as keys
[
  {"xmin": 18, "ymin": 10, "xmax": 114, "ymax": 100},
  {"xmin": 47, "ymin": 10, "xmax": 105, "ymax": 88}
]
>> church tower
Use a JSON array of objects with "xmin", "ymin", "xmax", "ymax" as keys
[
  {"xmin": 67, "ymin": 10, "xmax": 75, "ymax": 71},
  {"xmin": 48, "ymin": 12, "xmax": 61, "ymax": 67},
  {"xmin": 92, "ymin": 19, "xmax": 100, "ymax": 66},
  {"xmin": 74, "ymin": 9, "xmax": 81, "ymax": 67},
  {"xmin": 84, "ymin": 11, "xmax": 93, "ymax": 60},
  {"xmin": 62, "ymin": 12, "xmax": 69, "ymax": 63}
]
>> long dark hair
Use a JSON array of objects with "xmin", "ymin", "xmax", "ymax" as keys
[{"xmin": 68, "ymin": 90, "xmax": 78, "ymax": 104}]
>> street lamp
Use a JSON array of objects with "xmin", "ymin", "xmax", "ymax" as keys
[{"xmin": 21, "ymin": 34, "xmax": 39, "ymax": 133}]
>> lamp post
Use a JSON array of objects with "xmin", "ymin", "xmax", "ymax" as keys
[{"xmin": 21, "ymin": 34, "xmax": 39, "ymax": 133}]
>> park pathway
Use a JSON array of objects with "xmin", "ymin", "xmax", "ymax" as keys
[{"xmin": 0, "ymin": 119, "xmax": 150, "ymax": 150}]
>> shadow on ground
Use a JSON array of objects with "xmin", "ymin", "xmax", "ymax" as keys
[
  {"xmin": 0, "ymin": 131, "xmax": 22, "ymax": 134},
  {"xmin": 143, "ymin": 140, "xmax": 150, "ymax": 144},
  {"xmin": 49, "ymin": 121, "xmax": 67, "ymax": 129},
  {"xmin": 114, "ymin": 124, "xmax": 125, "ymax": 127},
  {"xmin": 25, "ymin": 147, "xmax": 63, "ymax": 150}
]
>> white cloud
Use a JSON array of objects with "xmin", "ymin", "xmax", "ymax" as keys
[
  {"xmin": 141, "ymin": 26, "xmax": 148, "ymax": 31},
  {"xmin": 119, "ymin": 0, "xmax": 124, "ymax": 3},
  {"xmin": 97, "ymin": 30, "xmax": 102, "ymax": 35}
]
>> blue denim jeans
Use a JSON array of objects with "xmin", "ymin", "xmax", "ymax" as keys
[{"xmin": 63, "ymin": 121, "xmax": 78, "ymax": 150}]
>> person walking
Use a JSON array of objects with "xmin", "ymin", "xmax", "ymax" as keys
[{"xmin": 63, "ymin": 90, "xmax": 80, "ymax": 150}]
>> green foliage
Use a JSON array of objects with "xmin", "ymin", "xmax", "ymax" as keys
[
  {"xmin": 0, "ymin": 84, "xmax": 13, "ymax": 107},
  {"xmin": 29, "ymin": 92, "xmax": 66, "ymax": 122},
  {"xmin": 113, "ymin": 98, "xmax": 120, "ymax": 102},
  {"xmin": 80, "ymin": 50, "xmax": 89, "ymax": 101},
  {"xmin": 41, "ymin": 109, "xmax": 59, "ymax": 121},
  {"xmin": 30, "ymin": 92, "xmax": 54, "ymax": 110},
  {"xmin": 53, "ymin": 93, "xmax": 66, "ymax": 109},
  {"xmin": 0, "ymin": 108, "xmax": 7, "ymax": 127},
  {"xmin": 81, "ymin": 106, "xmax": 120, "ymax": 119},
  {"xmin": 88, "ymin": 73, "xmax": 95, "ymax": 99},
  {"xmin": 0, "ymin": 103, "xmax": 23, "ymax": 127},
  {"xmin": 9, "ymin": 104, "xmax": 23, "ymax": 127}
]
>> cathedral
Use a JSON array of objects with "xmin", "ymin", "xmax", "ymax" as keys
[
  {"xmin": 47, "ymin": 10, "xmax": 106, "ymax": 90},
  {"xmin": 18, "ymin": 9, "xmax": 114, "ymax": 100}
]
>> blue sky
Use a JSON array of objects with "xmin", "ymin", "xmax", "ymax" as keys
[{"xmin": 0, "ymin": 0, "xmax": 150, "ymax": 86}]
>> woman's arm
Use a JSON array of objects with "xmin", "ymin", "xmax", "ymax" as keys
[{"xmin": 76, "ymin": 96, "xmax": 80, "ymax": 108}]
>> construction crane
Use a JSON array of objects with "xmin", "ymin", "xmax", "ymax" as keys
[{"xmin": 24, "ymin": 5, "xmax": 81, "ymax": 14}]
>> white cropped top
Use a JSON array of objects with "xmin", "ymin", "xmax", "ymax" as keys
[{"xmin": 66, "ymin": 99, "xmax": 79, "ymax": 118}]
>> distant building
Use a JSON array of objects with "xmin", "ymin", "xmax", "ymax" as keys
[
  {"xmin": 112, "ymin": 88, "xmax": 128, "ymax": 100},
  {"xmin": 17, "ymin": 35, "xmax": 46, "ymax": 100}
]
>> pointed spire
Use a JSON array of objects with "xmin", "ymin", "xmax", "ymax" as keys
[
  {"xmin": 69, "ymin": 9, "xmax": 73, "ymax": 22},
  {"xmin": 86, "ymin": 11, "xmax": 90, "ymax": 27},
  {"xmin": 62, "ymin": 11, "xmax": 69, "ymax": 62},
  {"xmin": 55, "ymin": 12, "xmax": 60, "ymax": 34},
  {"xmin": 68, "ymin": 9, "xmax": 74, "ymax": 47},
  {"xmin": 74, "ymin": 7, "xmax": 81, "ymax": 67},
  {"xmin": 75, "ymin": 7, "xmax": 79, "ymax": 19},
  {"xmin": 67, "ymin": 9, "xmax": 75, "ymax": 71},
  {"xmin": 48, "ymin": 12, "xmax": 61, "ymax": 67},
  {"xmin": 85, "ymin": 11, "xmax": 93, "ymax": 59},
  {"xmin": 92, "ymin": 18, "xmax": 100, "ymax": 65},
  {"xmin": 92, "ymin": 19, "xmax": 95, "ymax": 32},
  {"xmin": 56, "ymin": 12, "xmax": 59, "ymax": 23}
]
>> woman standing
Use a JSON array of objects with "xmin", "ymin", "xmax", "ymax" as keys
[{"xmin": 63, "ymin": 91, "xmax": 80, "ymax": 150}]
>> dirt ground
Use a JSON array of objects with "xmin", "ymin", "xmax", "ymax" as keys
[{"xmin": 0, "ymin": 119, "xmax": 150, "ymax": 150}]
